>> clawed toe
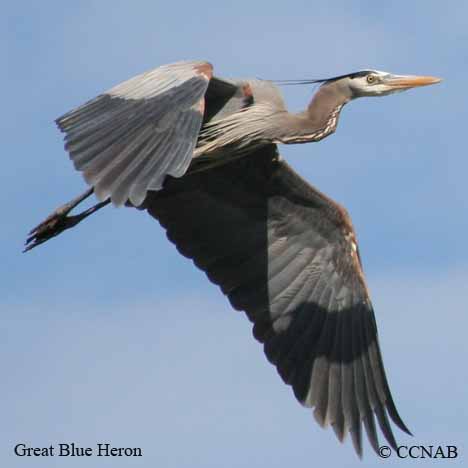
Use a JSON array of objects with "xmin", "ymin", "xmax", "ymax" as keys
[{"xmin": 24, "ymin": 208, "xmax": 82, "ymax": 252}]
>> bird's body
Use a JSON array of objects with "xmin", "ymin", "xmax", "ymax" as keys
[{"xmin": 25, "ymin": 60, "xmax": 441, "ymax": 457}]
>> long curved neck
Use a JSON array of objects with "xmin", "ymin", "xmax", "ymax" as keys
[{"xmin": 278, "ymin": 82, "xmax": 352, "ymax": 144}]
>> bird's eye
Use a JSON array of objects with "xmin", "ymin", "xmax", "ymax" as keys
[{"xmin": 366, "ymin": 75, "xmax": 376, "ymax": 84}]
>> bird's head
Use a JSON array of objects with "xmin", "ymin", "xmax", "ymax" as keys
[{"xmin": 326, "ymin": 69, "xmax": 442, "ymax": 99}]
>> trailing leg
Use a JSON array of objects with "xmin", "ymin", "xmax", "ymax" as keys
[{"xmin": 24, "ymin": 188, "xmax": 110, "ymax": 252}]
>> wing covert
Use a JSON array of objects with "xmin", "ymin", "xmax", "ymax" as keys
[{"xmin": 142, "ymin": 145, "xmax": 410, "ymax": 456}]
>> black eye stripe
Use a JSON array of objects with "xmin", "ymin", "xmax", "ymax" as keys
[{"xmin": 320, "ymin": 70, "xmax": 377, "ymax": 82}]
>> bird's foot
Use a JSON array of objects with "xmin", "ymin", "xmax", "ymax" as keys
[
  {"xmin": 24, "ymin": 202, "xmax": 86, "ymax": 252},
  {"xmin": 23, "ymin": 187, "xmax": 110, "ymax": 252}
]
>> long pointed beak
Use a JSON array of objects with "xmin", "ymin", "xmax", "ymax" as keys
[{"xmin": 384, "ymin": 74, "xmax": 442, "ymax": 90}]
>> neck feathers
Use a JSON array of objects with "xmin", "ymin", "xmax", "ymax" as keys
[
  {"xmin": 306, "ymin": 101, "xmax": 344, "ymax": 142},
  {"xmin": 305, "ymin": 83, "xmax": 351, "ymax": 141},
  {"xmin": 278, "ymin": 83, "xmax": 351, "ymax": 144}
]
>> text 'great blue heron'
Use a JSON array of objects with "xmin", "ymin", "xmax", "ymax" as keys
[{"xmin": 25, "ymin": 61, "xmax": 441, "ymax": 457}]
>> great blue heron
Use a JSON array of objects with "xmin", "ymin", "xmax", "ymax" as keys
[{"xmin": 25, "ymin": 61, "xmax": 441, "ymax": 457}]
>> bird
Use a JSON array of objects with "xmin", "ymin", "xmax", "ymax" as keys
[{"xmin": 25, "ymin": 60, "xmax": 441, "ymax": 457}]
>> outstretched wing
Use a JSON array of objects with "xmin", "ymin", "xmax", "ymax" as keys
[
  {"xmin": 143, "ymin": 145, "xmax": 410, "ymax": 457},
  {"xmin": 56, "ymin": 61, "xmax": 214, "ymax": 207}
]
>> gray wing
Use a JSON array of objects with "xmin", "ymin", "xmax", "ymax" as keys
[
  {"xmin": 56, "ymin": 61, "xmax": 214, "ymax": 207},
  {"xmin": 142, "ymin": 145, "xmax": 410, "ymax": 457}
]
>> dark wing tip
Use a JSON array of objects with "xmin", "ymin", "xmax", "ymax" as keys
[
  {"xmin": 350, "ymin": 427, "xmax": 363, "ymax": 459},
  {"xmin": 385, "ymin": 396, "xmax": 413, "ymax": 436}
]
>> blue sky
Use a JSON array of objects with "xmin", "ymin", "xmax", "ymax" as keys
[{"xmin": 2, "ymin": 1, "xmax": 467, "ymax": 466}]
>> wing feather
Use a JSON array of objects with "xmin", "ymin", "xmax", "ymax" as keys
[
  {"xmin": 142, "ymin": 145, "xmax": 410, "ymax": 456},
  {"xmin": 56, "ymin": 61, "xmax": 213, "ymax": 206}
]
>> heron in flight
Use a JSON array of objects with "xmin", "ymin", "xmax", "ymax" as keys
[{"xmin": 25, "ymin": 61, "xmax": 440, "ymax": 456}]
